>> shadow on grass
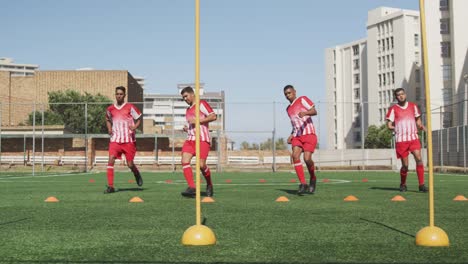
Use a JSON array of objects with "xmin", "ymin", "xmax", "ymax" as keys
[
  {"xmin": 277, "ymin": 189, "xmax": 298, "ymax": 195},
  {"xmin": 0, "ymin": 218, "xmax": 29, "ymax": 228},
  {"xmin": 369, "ymin": 187, "xmax": 420, "ymax": 193},
  {"xmin": 117, "ymin": 188, "xmax": 145, "ymax": 192},
  {"xmin": 360, "ymin": 218, "xmax": 415, "ymax": 238}
]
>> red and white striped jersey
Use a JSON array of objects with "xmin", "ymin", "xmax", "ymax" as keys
[
  {"xmin": 106, "ymin": 103, "xmax": 142, "ymax": 143},
  {"xmin": 287, "ymin": 96, "xmax": 316, "ymax": 137},
  {"xmin": 186, "ymin": 100, "xmax": 215, "ymax": 142},
  {"xmin": 386, "ymin": 101, "xmax": 421, "ymax": 142}
]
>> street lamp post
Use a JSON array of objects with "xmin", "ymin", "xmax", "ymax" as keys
[{"xmin": 463, "ymin": 74, "xmax": 468, "ymax": 126}]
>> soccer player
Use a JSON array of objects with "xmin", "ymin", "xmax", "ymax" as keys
[
  {"xmin": 179, "ymin": 86, "xmax": 217, "ymax": 198},
  {"xmin": 386, "ymin": 88, "xmax": 428, "ymax": 193},
  {"xmin": 284, "ymin": 85, "xmax": 318, "ymax": 195},
  {"xmin": 104, "ymin": 86, "xmax": 143, "ymax": 193}
]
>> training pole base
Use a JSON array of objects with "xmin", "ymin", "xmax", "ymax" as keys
[
  {"xmin": 181, "ymin": 225, "xmax": 216, "ymax": 246},
  {"xmin": 415, "ymin": 226, "xmax": 449, "ymax": 247}
]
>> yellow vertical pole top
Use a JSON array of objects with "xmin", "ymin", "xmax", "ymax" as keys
[
  {"xmin": 419, "ymin": 0, "xmax": 434, "ymax": 227},
  {"xmin": 195, "ymin": 0, "xmax": 202, "ymax": 226}
]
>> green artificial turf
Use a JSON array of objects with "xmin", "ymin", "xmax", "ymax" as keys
[{"xmin": 0, "ymin": 170, "xmax": 467, "ymax": 263}]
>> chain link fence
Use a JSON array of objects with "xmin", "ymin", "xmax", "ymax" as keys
[{"xmin": 1, "ymin": 99, "xmax": 465, "ymax": 176}]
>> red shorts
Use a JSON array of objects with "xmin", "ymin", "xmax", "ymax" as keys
[
  {"xmin": 395, "ymin": 139, "xmax": 421, "ymax": 159},
  {"xmin": 109, "ymin": 142, "xmax": 137, "ymax": 162},
  {"xmin": 182, "ymin": 140, "xmax": 210, "ymax": 159},
  {"xmin": 291, "ymin": 134, "xmax": 317, "ymax": 153}
]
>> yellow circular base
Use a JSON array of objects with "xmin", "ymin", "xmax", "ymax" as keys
[
  {"xmin": 181, "ymin": 225, "xmax": 216, "ymax": 246},
  {"xmin": 415, "ymin": 226, "xmax": 449, "ymax": 247}
]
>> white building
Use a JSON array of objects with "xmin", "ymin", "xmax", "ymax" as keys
[
  {"xmin": 0, "ymin": 57, "xmax": 39, "ymax": 76},
  {"xmin": 325, "ymin": 7, "xmax": 423, "ymax": 149},
  {"xmin": 143, "ymin": 83, "xmax": 225, "ymax": 134},
  {"xmin": 325, "ymin": 39, "xmax": 367, "ymax": 149},
  {"xmin": 424, "ymin": 0, "xmax": 468, "ymax": 128}
]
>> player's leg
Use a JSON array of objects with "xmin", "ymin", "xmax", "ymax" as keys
[
  {"xmin": 181, "ymin": 141, "xmax": 196, "ymax": 197},
  {"xmin": 303, "ymin": 151, "xmax": 316, "ymax": 194},
  {"xmin": 302, "ymin": 134, "xmax": 318, "ymax": 194},
  {"xmin": 411, "ymin": 147, "xmax": 427, "ymax": 192},
  {"xmin": 105, "ymin": 155, "xmax": 117, "ymax": 193},
  {"xmin": 291, "ymin": 145, "xmax": 307, "ymax": 195},
  {"xmin": 399, "ymin": 156, "xmax": 409, "ymax": 192},
  {"xmin": 199, "ymin": 141, "xmax": 213, "ymax": 197},
  {"xmin": 124, "ymin": 143, "xmax": 143, "ymax": 187}
]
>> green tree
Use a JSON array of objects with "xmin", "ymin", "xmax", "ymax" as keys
[
  {"xmin": 240, "ymin": 141, "xmax": 250, "ymax": 150},
  {"xmin": 364, "ymin": 124, "xmax": 393, "ymax": 148},
  {"xmin": 27, "ymin": 90, "xmax": 112, "ymax": 134}
]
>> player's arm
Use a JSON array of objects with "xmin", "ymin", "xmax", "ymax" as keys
[
  {"xmin": 200, "ymin": 113, "xmax": 217, "ymax": 124},
  {"xmin": 415, "ymin": 116, "xmax": 426, "ymax": 131},
  {"xmin": 129, "ymin": 105, "xmax": 143, "ymax": 131},
  {"xmin": 130, "ymin": 116, "xmax": 142, "ymax": 131},
  {"xmin": 386, "ymin": 119, "xmax": 395, "ymax": 130},
  {"xmin": 105, "ymin": 110, "xmax": 113, "ymax": 135},
  {"xmin": 298, "ymin": 106, "xmax": 317, "ymax": 118}
]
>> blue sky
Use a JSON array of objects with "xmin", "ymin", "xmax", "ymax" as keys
[{"xmin": 2, "ymin": 0, "xmax": 419, "ymax": 147}]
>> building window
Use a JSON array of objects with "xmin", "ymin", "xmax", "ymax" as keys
[
  {"xmin": 391, "ymin": 37, "xmax": 394, "ymax": 49},
  {"xmin": 386, "ymin": 38, "xmax": 390, "ymax": 50},
  {"xmin": 414, "ymin": 34, "xmax": 419, "ymax": 46},
  {"xmin": 353, "ymin": 45, "xmax": 359, "ymax": 56},
  {"xmin": 383, "ymin": 57, "xmax": 386, "ymax": 69},
  {"xmin": 415, "ymin": 51, "xmax": 420, "ymax": 64},
  {"xmin": 355, "ymin": 131, "xmax": 361, "ymax": 141},
  {"xmin": 144, "ymin": 99, "xmax": 153, "ymax": 108},
  {"xmin": 379, "ymin": 74, "xmax": 382, "ymax": 87},
  {"xmin": 379, "ymin": 109, "xmax": 383, "ymax": 121},
  {"xmin": 378, "ymin": 40, "xmax": 381, "ymax": 53},
  {"xmin": 440, "ymin": 0, "xmax": 449, "ymax": 11},
  {"xmin": 354, "ymin": 103, "xmax": 360, "ymax": 114},
  {"xmin": 442, "ymin": 65, "xmax": 451, "ymax": 81},
  {"xmin": 382, "ymin": 39, "xmax": 386, "ymax": 51},
  {"xmin": 391, "ymin": 72, "xmax": 395, "ymax": 84},
  {"xmin": 391, "ymin": 54, "xmax": 394, "ymax": 67},
  {"xmin": 383, "ymin": 74, "xmax": 386, "ymax": 85},
  {"xmin": 333, "ymin": 50, "xmax": 336, "ymax": 61},
  {"xmin": 354, "ymin": 88, "xmax": 360, "ymax": 99},
  {"xmin": 416, "ymin": 87, "xmax": 421, "ymax": 100},
  {"xmin": 354, "ymin": 74, "xmax": 360, "ymax": 84},
  {"xmin": 415, "ymin": 69, "xmax": 421, "ymax": 83},
  {"xmin": 387, "ymin": 55, "xmax": 390, "ymax": 68},
  {"xmin": 378, "ymin": 57, "xmax": 381, "ymax": 70},
  {"xmin": 379, "ymin": 92, "xmax": 382, "ymax": 103},
  {"xmin": 440, "ymin": 18, "xmax": 450, "ymax": 34},
  {"xmin": 333, "ymin": 64, "xmax": 336, "ymax": 74},
  {"xmin": 353, "ymin": 59, "xmax": 359, "ymax": 70},
  {"xmin": 441, "ymin": 42, "xmax": 451, "ymax": 57}
]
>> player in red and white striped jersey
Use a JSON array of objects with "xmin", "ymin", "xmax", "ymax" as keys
[
  {"xmin": 284, "ymin": 85, "xmax": 318, "ymax": 195},
  {"xmin": 179, "ymin": 86, "xmax": 217, "ymax": 198},
  {"xmin": 386, "ymin": 88, "xmax": 427, "ymax": 193},
  {"xmin": 104, "ymin": 86, "xmax": 143, "ymax": 193}
]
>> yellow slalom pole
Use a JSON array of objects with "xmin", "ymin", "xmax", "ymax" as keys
[
  {"xmin": 181, "ymin": 0, "xmax": 216, "ymax": 246},
  {"xmin": 415, "ymin": 0, "xmax": 449, "ymax": 247}
]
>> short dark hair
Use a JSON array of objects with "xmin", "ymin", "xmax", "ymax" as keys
[
  {"xmin": 180, "ymin": 86, "xmax": 194, "ymax": 95},
  {"xmin": 393, "ymin": 88, "xmax": 405, "ymax": 97},
  {"xmin": 116, "ymin": 86, "xmax": 126, "ymax": 94},
  {"xmin": 283, "ymin": 85, "xmax": 295, "ymax": 92}
]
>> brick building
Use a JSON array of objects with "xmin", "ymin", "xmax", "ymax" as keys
[{"xmin": 0, "ymin": 70, "xmax": 143, "ymax": 127}]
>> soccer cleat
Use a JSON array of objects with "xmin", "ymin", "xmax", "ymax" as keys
[
  {"xmin": 206, "ymin": 185, "xmax": 214, "ymax": 197},
  {"xmin": 419, "ymin": 184, "xmax": 428, "ymax": 193},
  {"xmin": 297, "ymin": 184, "xmax": 308, "ymax": 195},
  {"xmin": 308, "ymin": 179, "xmax": 317, "ymax": 194},
  {"xmin": 181, "ymin": 187, "xmax": 196, "ymax": 198},
  {"xmin": 134, "ymin": 171, "xmax": 143, "ymax": 187},
  {"xmin": 399, "ymin": 184, "xmax": 407, "ymax": 192},
  {"xmin": 104, "ymin": 186, "xmax": 115, "ymax": 194}
]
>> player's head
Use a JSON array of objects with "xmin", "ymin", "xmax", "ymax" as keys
[
  {"xmin": 115, "ymin": 86, "xmax": 126, "ymax": 104},
  {"xmin": 180, "ymin": 86, "xmax": 195, "ymax": 105},
  {"xmin": 283, "ymin": 85, "xmax": 296, "ymax": 103},
  {"xmin": 394, "ymin": 88, "xmax": 406, "ymax": 103}
]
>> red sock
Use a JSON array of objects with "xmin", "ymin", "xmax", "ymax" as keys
[
  {"xmin": 307, "ymin": 163, "xmax": 317, "ymax": 182},
  {"xmin": 293, "ymin": 160, "xmax": 306, "ymax": 184},
  {"xmin": 201, "ymin": 167, "xmax": 212, "ymax": 186},
  {"xmin": 416, "ymin": 164, "xmax": 425, "ymax": 185},
  {"xmin": 107, "ymin": 163, "xmax": 114, "ymax": 187},
  {"xmin": 182, "ymin": 163, "xmax": 195, "ymax": 188},
  {"xmin": 400, "ymin": 167, "xmax": 408, "ymax": 185}
]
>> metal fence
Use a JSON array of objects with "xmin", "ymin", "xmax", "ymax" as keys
[{"xmin": 1, "ymin": 99, "xmax": 464, "ymax": 176}]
